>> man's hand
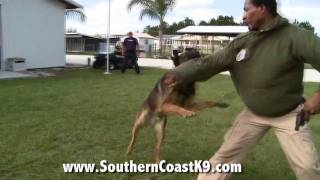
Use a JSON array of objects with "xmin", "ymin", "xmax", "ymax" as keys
[
  {"xmin": 295, "ymin": 91, "xmax": 320, "ymax": 131},
  {"xmin": 303, "ymin": 91, "xmax": 320, "ymax": 115}
]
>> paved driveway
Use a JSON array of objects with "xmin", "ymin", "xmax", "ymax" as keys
[{"xmin": 66, "ymin": 55, "xmax": 320, "ymax": 82}]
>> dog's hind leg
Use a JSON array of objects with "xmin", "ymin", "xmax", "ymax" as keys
[
  {"xmin": 161, "ymin": 103, "xmax": 196, "ymax": 117},
  {"xmin": 154, "ymin": 116, "xmax": 167, "ymax": 163},
  {"xmin": 186, "ymin": 101, "xmax": 217, "ymax": 111},
  {"xmin": 127, "ymin": 110, "xmax": 149, "ymax": 155},
  {"xmin": 186, "ymin": 101, "xmax": 229, "ymax": 111}
]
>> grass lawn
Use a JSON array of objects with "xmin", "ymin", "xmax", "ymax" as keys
[{"xmin": 1, "ymin": 68, "xmax": 319, "ymax": 180}]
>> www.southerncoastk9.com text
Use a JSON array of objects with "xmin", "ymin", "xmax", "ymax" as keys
[{"xmin": 63, "ymin": 160, "xmax": 242, "ymax": 174}]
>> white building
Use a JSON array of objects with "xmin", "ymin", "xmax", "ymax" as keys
[
  {"xmin": 177, "ymin": 25, "xmax": 248, "ymax": 36},
  {"xmin": 171, "ymin": 25, "xmax": 248, "ymax": 52},
  {"xmin": 133, "ymin": 33, "xmax": 157, "ymax": 52},
  {"xmin": 161, "ymin": 34, "xmax": 234, "ymax": 49},
  {"xmin": 0, "ymin": 0, "xmax": 82, "ymax": 71}
]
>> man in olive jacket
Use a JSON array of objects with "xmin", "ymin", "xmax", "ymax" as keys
[{"xmin": 172, "ymin": 0, "xmax": 320, "ymax": 179}]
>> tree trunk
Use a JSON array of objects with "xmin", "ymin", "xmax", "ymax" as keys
[{"xmin": 159, "ymin": 19, "xmax": 164, "ymax": 57}]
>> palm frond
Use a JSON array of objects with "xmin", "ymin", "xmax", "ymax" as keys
[
  {"xmin": 154, "ymin": 0, "xmax": 176, "ymax": 18},
  {"xmin": 127, "ymin": 0, "xmax": 176, "ymax": 56},
  {"xmin": 139, "ymin": 8, "xmax": 159, "ymax": 20},
  {"xmin": 127, "ymin": 0, "xmax": 153, "ymax": 11},
  {"xmin": 165, "ymin": 0, "xmax": 176, "ymax": 10},
  {"xmin": 65, "ymin": 9, "xmax": 86, "ymax": 22}
]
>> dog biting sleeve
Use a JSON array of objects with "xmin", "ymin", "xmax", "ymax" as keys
[{"xmin": 171, "ymin": 43, "xmax": 236, "ymax": 83}]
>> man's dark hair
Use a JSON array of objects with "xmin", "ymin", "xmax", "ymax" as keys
[{"xmin": 251, "ymin": 0, "xmax": 278, "ymax": 16}]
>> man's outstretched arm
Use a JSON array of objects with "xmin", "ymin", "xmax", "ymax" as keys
[{"xmin": 171, "ymin": 43, "xmax": 236, "ymax": 84}]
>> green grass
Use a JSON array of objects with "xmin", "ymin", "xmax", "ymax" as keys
[{"xmin": 0, "ymin": 68, "xmax": 319, "ymax": 180}]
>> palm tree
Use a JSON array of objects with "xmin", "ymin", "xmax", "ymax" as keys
[
  {"xmin": 65, "ymin": 9, "xmax": 86, "ymax": 22},
  {"xmin": 127, "ymin": 0, "xmax": 176, "ymax": 56}
]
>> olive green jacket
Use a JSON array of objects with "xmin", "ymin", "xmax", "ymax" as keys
[{"xmin": 172, "ymin": 16, "xmax": 320, "ymax": 117}]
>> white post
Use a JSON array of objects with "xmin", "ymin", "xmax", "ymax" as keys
[{"xmin": 104, "ymin": 0, "xmax": 111, "ymax": 74}]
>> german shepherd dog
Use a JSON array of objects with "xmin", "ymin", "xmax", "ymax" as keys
[{"xmin": 127, "ymin": 51, "xmax": 227, "ymax": 163}]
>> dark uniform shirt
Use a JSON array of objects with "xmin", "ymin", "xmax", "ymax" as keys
[{"xmin": 123, "ymin": 37, "xmax": 138, "ymax": 52}]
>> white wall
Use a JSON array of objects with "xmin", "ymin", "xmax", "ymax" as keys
[
  {"xmin": 1, "ymin": 0, "xmax": 66, "ymax": 70},
  {"xmin": 138, "ymin": 38, "xmax": 155, "ymax": 52}
]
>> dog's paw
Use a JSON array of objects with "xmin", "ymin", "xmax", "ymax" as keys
[{"xmin": 182, "ymin": 110, "xmax": 196, "ymax": 118}]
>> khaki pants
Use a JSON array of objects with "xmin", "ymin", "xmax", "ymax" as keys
[{"xmin": 198, "ymin": 105, "xmax": 320, "ymax": 180}]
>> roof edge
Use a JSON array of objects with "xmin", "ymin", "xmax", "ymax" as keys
[
  {"xmin": 60, "ymin": 0, "xmax": 83, "ymax": 9},
  {"xmin": 176, "ymin": 25, "xmax": 248, "ymax": 36}
]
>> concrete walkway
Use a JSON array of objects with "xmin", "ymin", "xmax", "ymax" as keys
[
  {"xmin": 0, "ymin": 71, "xmax": 33, "ymax": 79},
  {"xmin": 303, "ymin": 70, "xmax": 320, "ymax": 82},
  {"xmin": 1, "ymin": 55, "xmax": 317, "ymax": 81},
  {"xmin": 65, "ymin": 55, "xmax": 175, "ymax": 69},
  {"xmin": 66, "ymin": 55, "xmax": 320, "ymax": 83}
]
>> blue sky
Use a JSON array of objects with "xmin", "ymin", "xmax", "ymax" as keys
[{"xmin": 67, "ymin": 0, "xmax": 320, "ymax": 35}]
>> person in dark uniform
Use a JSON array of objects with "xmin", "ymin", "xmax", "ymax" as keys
[{"xmin": 122, "ymin": 32, "xmax": 140, "ymax": 74}]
